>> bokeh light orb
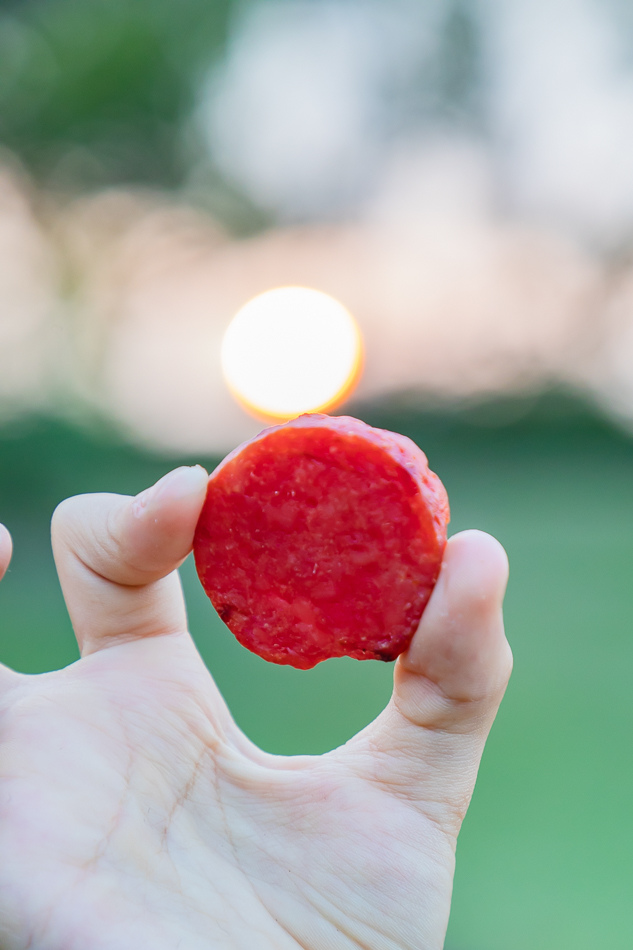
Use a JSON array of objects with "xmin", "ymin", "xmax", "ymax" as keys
[{"xmin": 221, "ymin": 286, "xmax": 363, "ymax": 420}]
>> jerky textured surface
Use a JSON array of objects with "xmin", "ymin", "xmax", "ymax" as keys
[{"xmin": 194, "ymin": 414, "xmax": 449, "ymax": 669}]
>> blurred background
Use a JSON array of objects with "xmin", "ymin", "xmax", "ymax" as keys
[{"xmin": 1, "ymin": 0, "xmax": 633, "ymax": 946}]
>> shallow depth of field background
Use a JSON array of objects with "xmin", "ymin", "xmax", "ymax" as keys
[{"xmin": 2, "ymin": 2, "xmax": 633, "ymax": 948}]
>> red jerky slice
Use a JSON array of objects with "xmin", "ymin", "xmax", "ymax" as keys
[{"xmin": 193, "ymin": 414, "xmax": 449, "ymax": 670}]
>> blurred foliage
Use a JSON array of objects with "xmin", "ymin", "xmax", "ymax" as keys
[
  {"xmin": 0, "ymin": 0, "xmax": 488, "ymax": 200},
  {"xmin": 0, "ymin": 0, "xmax": 232, "ymax": 188},
  {"xmin": 420, "ymin": 0, "xmax": 485, "ymax": 132},
  {"xmin": 1, "ymin": 395, "xmax": 633, "ymax": 948}
]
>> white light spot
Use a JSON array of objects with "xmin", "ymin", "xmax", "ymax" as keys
[{"xmin": 221, "ymin": 286, "xmax": 363, "ymax": 419}]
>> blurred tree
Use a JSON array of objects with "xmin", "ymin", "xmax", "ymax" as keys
[
  {"xmin": 436, "ymin": 0, "xmax": 484, "ymax": 128},
  {"xmin": 0, "ymin": 0, "xmax": 232, "ymax": 189}
]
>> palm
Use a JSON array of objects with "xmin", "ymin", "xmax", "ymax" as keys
[
  {"xmin": 2, "ymin": 637, "xmax": 452, "ymax": 949},
  {"xmin": 0, "ymin": 468, "xmax": 511, "ymax": 950}
]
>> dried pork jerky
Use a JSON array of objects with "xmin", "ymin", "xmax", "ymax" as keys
[{"xmin": 194, "ymin": 414, "xmax": 449, "ymax": 669}]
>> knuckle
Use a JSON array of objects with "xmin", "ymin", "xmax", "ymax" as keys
[
  {"xmin": 51, "ymin": 494, "xmax": 126, "ymax": 578},
  {"xmin": 50, "ymin": 495, "xmax": 81, "ymax": 545}
]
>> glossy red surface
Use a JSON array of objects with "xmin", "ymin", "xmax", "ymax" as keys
[{"xmin": 194, "ymin": 414, "xmax": 449, "ymax": 669}]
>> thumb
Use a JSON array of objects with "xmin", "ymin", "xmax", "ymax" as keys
[
  {"xmin": 51, "ymin": 466, "xmax": 208, "ymax": 656},
  {"xmin": 343, "ymin": 530, "xmax": 512, "ymax": 833}
]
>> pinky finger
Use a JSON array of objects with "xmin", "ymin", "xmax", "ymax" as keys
[{"xmin": 0, "ymin": 524, "xmax": 12, "ymax": 582}]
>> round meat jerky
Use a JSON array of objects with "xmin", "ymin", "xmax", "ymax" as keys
[{"xmin": 193, "ymin": 414, "xmax": 449, "ymax": 669}]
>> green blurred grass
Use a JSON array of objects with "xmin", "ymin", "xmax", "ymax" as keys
[{"xmin": 1, "ymin": 397, "xmax": 633, "ymax": 949}]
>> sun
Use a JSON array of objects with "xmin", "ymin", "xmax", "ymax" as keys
[{"xmin": 221, "ymin": 286, "xmax": 363, "ymax": 421}]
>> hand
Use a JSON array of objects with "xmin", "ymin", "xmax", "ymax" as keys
[{"xmin": 0, "ymin": 466, "xmax": 511, "ymax": 950}]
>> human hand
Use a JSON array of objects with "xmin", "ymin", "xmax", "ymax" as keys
[{"xmin": 0, "ymin": 466, "xmax": 511, "ymax": 950}]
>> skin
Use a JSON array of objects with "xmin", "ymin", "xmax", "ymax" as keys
[{"xmin": 0, "ymin": 465, "xmax": 512, "ymax": 950}]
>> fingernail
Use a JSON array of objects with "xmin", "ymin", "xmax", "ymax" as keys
[{"xmin": 133, "ymin": 466, "xmax": 208, "ymax": 517}]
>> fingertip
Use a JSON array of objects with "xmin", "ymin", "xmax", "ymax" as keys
[
  {"xmin": 0, "ymin": 523, "xmax": 13, "ymax": 581},
  {"xmin": 133, "ymin": 465, "xmax": 209, "ymax": 520},
  {"xmin": 116, "ymin": 465, "xmax": 209, "ymax": 578},
  {"xmin": 443, "ymin": 529, "xmax": 509, "ymax": 606}
]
